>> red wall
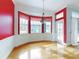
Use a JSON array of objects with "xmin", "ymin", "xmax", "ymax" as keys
[{"xmin": 0, "ymin": 0, "xmax": 14, "ymax": 40}]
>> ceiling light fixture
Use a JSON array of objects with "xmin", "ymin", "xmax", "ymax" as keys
[{"xmin": 41, "ymin": 0, "xmax": 45, "ymax": 24}]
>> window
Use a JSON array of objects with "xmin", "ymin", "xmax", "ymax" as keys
[
  {"xmin": 44, "ymin": 21, "xmax": 51, "ymax": 33},
  {"xmin": 44, "ymin": 18, "xmax": 52, "ymax": 33},
  {"xmin": 19, "ymin": 12, "xmax": 31, "ymax": 34},
  {"xmin": 56, "ymin": 12, "xmax": 64, "ymax": 19},
  {"xmin": 20, "ymin": 17, "xmax": 28, "ymax": 34},
  {"xmin": 19, "ymin": 12, "xmax": 52, "ymax": 34},
  {"xmin": 31, "ymin": 17, "xmax": 42, "ymax": 33}
]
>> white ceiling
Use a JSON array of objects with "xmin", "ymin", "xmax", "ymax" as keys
[{"xmin": 13, "ymin": 0, "xmax": 79, "ymax": 16}]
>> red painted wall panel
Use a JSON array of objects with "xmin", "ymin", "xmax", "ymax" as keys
[{"xmin": 0, "ymin": 0, "xmax": 14, "ymax": 40}]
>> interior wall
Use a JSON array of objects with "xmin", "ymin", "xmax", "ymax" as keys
[
  {"xmin": 0, "ymin": 0, "xmax": 14, "ymax": 40},
  {"xmin": 71, "ymin": 17, "xmax": 78, "ymax": 45},
  {"xmin": 67, "ymin": 7, "xmax": 79, "ymax": 45},
  {"xmin": 71, "ymin": 11, "xmax": 79, "ymax": 45},
  {"xmin": 66, "ymin": 7, "xmax": 72, "ymax": 45},
  {"xmin": 0, "ymin": 0, "xmax": 14, "ymax": 59}
]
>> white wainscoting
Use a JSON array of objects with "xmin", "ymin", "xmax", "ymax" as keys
[
  {"xmin": 14, "ymin": 33, "xmax": 54, "ymax": 47},
  {"xmin": 0, "ymin": 36, "xmax": 14, "ymax": 59},
  {"xmin": 0, "ymin": 33, "xmax": 55, "ymax": 59}
]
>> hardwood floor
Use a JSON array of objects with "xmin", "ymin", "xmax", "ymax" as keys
[{"xmin": 8, "ymin": 41, "xmax": 79, "ymax": 59}]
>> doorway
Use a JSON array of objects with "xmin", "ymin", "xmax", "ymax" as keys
[
  {"xmin": 55, "ymin": 8, "xmax": 66, "ymax": 44},
  {"xmin": 56, "ymin": 19, "xmax": 64, "ymax": 44}
]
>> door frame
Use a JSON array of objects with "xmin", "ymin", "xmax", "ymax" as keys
[{"xmin": 55, "ymin": 8, "xmax": 67, "ymax": 43}]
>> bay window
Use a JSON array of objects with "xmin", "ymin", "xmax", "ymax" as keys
[
  {"xmin": 44, "ymin": 18, "xmax": 52, "ymax": 33},
  {"xmin": 19, "ymin": 12, "xmax": 29, "ymax": 34},
  {"xmin": 18, "ymin": 12, "xmax": 52, "ymax": 34},
  {"xmin": 31, "ymin": 17, "xmax": 42, "ymax": 33},
  {"xmin": 20, "ymin": 17, "xmax": 28, "ymax": 34}
]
